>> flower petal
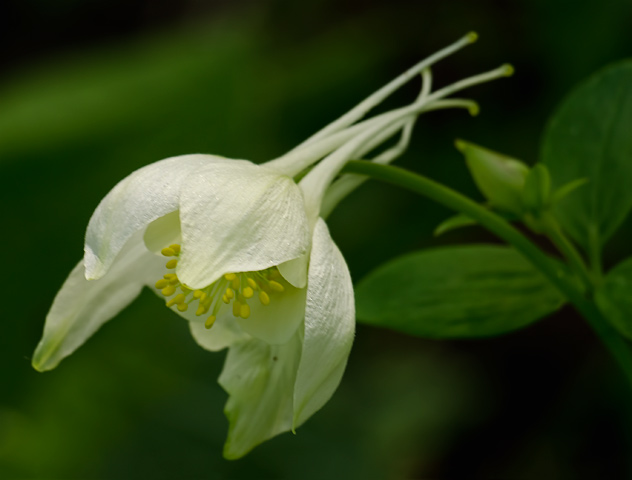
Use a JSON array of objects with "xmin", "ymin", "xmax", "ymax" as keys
[
  {"xmin": 143, "ymin": 210, "xmax": 181, "ymax": 254},
  {"xmin": 148, "ymin": 270, "xmax": 306, "ymax": 348},
  {"xmin": 146, "ymin": 284, "xmax": 251, "ymax": 352},
  {"xmin": 84, "ymin": 154, "xmax": 219, "ymax": 280},
  {"xmin": 177, "ymin": 161, "xmax": 310, "ymax": 288},
  {"xmin": 219, "ymin": 333, "xmax": 302, "ymax": 459},
  {"xmin": 277, "ymin": 254, "xmax": 309, "ymax": 289},
  {"xmin": 32, "ymin": 231, "xmax": 163, "ymax": 372},
  {"xmin": 188, "ymin": 316, "xmax": 250, "ymax": 352},
  {"xmin": 234, "ymin": 281, "xmax": 307, "ymax": 345},
  {"xmin": 160, "ymin": 279, "xmax": 306, "ymax": 348},
  {"xmin": 293, "ymin": 218, "xmax": 355, "ymax": 428}
]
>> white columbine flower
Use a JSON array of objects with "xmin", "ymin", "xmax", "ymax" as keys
[{"xmin": 32, "ymin": 33, "xmax": 511, "ymax": 458}]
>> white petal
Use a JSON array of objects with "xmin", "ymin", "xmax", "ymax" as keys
[
  {"xmin": 177, "ymin": 161, "xmax": 310, "ymax": 288},
  {"xmin": 234, "ymin": 281, "xmax": 307, "ymax": 345},
  {"xmin": 84, "ymin": 154, "xmax": 220, "ymax": 280},
  {"xmin": 277, "ymin": 254, "xmax": 309, "ymax": 289},
  {"xmin": 32, "ymin": 231, "xmax": 163, "ymax": 372},
  {"xmin": 219, "ymin": 333, "xmax": 302, "ymax": 459},
  {"xmin": 144, "ymin": 282, "xmax": 251, "ymax": 352},
  {"xmin": 293, "ymin": 218, "xmax": 355, "ymax": 428},
  {"xmin": 162, "ymin": 280, "xmax": 306, "ymax": 348},
  {"xmin": 143, "ymin": 210, "xmax": 181, "ymax": 254},
  {"xmin": 188, "ymin": 316, "xmax": 250, "ymax": 352},
  {"xmin": 149, "ymin": 269, "xmax": 306, "ymax": 348}
]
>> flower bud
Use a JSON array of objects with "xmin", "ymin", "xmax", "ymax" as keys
[{"xmin": 456, "ymin": 139, "xmax": 529, "ymax": 215}]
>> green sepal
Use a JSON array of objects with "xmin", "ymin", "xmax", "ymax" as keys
[
  {"xmin": 522, "ymin": 163, "xmax": 552, "ymax": 213},
  {"xmin": 551, "ymin": 178, "xmax": 588, "ymax": 204},
  {"xmin": 433, "ymin": 213, "xmax": 478, "ymax": 236},
  {"xmin": 434, "ymin": 208, "xmax": 517, "ymax": 237}
]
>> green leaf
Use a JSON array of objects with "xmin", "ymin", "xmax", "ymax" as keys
[
  {"xmin": 541, "ymin": 61, "xmax": 632, "ymax": 252},
  {"xmin": 596, "ymin": 257, "xmax": 632, "ymax": 340},
  {"xmin": 551, "ymin": 178, "xmax": 588, "ymax": 204},
  {"xmin": 356, "ymin": 245, "xmax": 566, "ymax": 338},
  {"xmin": 433, "ymin": 208, "xmax": 518, "ymax": 236},
  {"xmin": 433, "ymin": 213, "xmax": 477, "ymax": 236}
]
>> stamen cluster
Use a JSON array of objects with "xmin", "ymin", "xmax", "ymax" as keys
[{"xmin": 155, "ymin": 244, "xmax": 285, "ymax": 329}]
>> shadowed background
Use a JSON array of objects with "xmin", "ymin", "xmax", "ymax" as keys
[{"xmin": 1, "ymin": 0, "xmax": 632, "ymax": 478}]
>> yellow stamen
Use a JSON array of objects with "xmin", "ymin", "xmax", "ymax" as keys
[
  {"xmin": 166, "ymin": 293, "xmax": 186, "ymax": 307},
  {"xmin": 155, "ymin": 245, "xmax": 291, "ymax": 325},
  {"xmin": 205, "ymin": 315, "xmax": 216, "ymax": 329},
  {"xmin": 161, "ymin": 285, "xmax": 176, "ymax": 296},
  {"xmin": 259, "ymin": 290, "xmax": 270, "ymax": 306},
  {"xmin": 166, "ymin": 259, "xmax": 178, "ymax": 269}
]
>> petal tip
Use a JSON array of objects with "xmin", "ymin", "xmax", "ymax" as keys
[
  {"xmin": 221, "ymin": 441, "xmax": 248, "ymax": 461},
  {"xmin": 83, "ymin": 248, "xmax": 105, "ymax": 280},
  {"xmin": 31, "ymin": 361, "xmax": 47, "ymax": 373},
  {"xmin": 31, "ymin": 345, "xmax": 56, "ymax": 372}
]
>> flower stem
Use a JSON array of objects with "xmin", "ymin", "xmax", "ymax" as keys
[
  {"xmin": 588, "ymin": 225, "xmax": 603, "ymax": 280},
  {"xmin": 539, "ymin": 213, "xmax": 595, "ymax": 293},
  {"xmin": 342, "ymin": 160, "xmax": 632, "ymax": 385}
]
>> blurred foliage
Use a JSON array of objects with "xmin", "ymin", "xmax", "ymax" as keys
[
  {"xmin": 1, "ymin": 0, "xmax": 632, "ymax": 478},
  {"xmin": 597, "ymin": 257, "xmax": 632, "ymax": 341}
]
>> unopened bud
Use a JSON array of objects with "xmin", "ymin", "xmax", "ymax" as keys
[{"xmin": 456, "ymin": 139, "xmax": 529, "ymax": 215}]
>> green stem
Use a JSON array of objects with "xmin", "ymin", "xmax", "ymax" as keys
[
  {"xmin": 540, "ymin": 213, "xmax": 595, "ymax": 293},
  {"xmin": 588, "ymin": 225, "xmax": 603, "ymax": 280},
  {"xmin": 342, "ymin": 161, "xmax": 632, "ymax": 385},
  {"xmin": 583, "ymin": 309, "xmax": 632, "ymax": 387}
]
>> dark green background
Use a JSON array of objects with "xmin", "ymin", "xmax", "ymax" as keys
[{"xmin": 2, "ymin": 0, "xmax": 632, "ymax": 478}]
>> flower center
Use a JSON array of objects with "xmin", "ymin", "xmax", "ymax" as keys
[{"xmin": 154, "ymin": 244, "xmax": 286, "ymax": 330}]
